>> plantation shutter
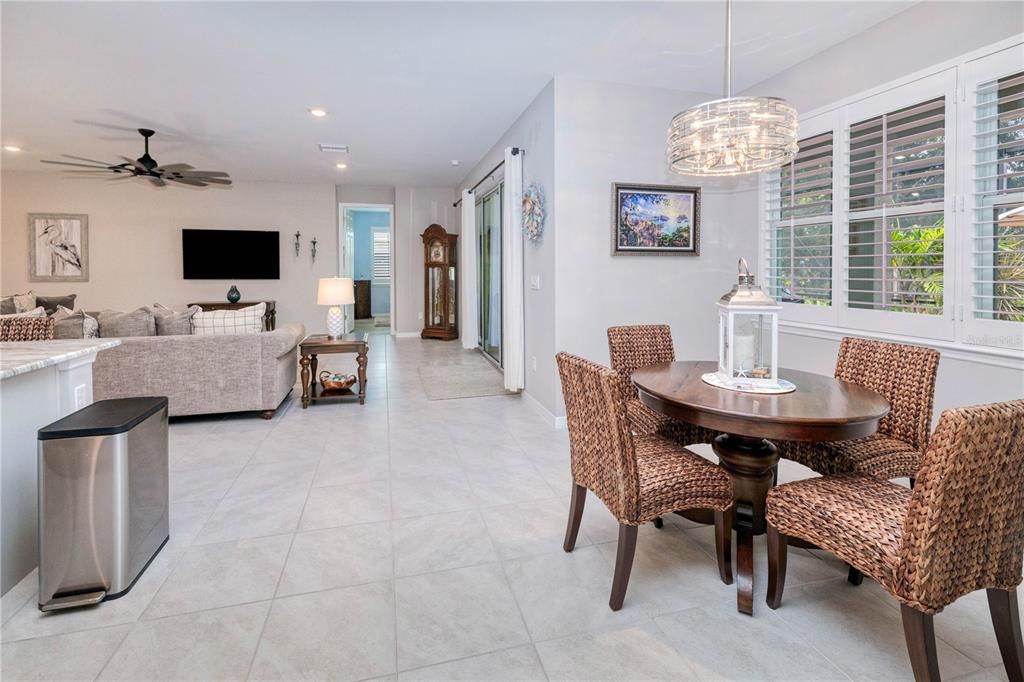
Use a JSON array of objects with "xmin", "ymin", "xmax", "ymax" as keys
[
  {"xmin": 972, "ymin": 69, "xmax": 1024, "ymax": 323},
  {"xmin": 846, "ymin": 96, "xmax": 946, "ymax": 315},
  {"xmin": 764, "ymin": 131, "xmax": 833, "ymax": 305},
  {"xmin": 372, "ymin": 231, "xmax": 391, "ymax": 282}
]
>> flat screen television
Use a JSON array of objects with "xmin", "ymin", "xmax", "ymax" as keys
[{"xmin": 182, "ymin": 229, "xmax": 280, "ymax": 279}]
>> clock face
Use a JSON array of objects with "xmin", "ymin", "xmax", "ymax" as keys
[{"xmin": 429, "ymin": 242, "xmax": 444, "ymax": 263}]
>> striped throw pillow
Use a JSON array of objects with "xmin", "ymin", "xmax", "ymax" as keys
[{"xmin": 192, "ymin": 302, "xmax": 266, "ymax": 336}]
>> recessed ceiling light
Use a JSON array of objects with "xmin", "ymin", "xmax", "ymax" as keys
[
  {"xmin": 336, "ymin": 163, "xmax": 348, "ymax": 169},
  {"xmin": 309, "ymin": 108, "xmax": 328, "ymax": 118},
  {"xmin": 4, "ymin": 146, "xmax": 22, "ymax": 152},
  {"xmin": 450, "ymin": 160, "xmax": 460, "ymax": 166}
]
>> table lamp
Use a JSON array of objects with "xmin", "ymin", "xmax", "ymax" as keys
[{"xmin": 317, "ymin": 277, "xmax": 354, "ymax": 339}]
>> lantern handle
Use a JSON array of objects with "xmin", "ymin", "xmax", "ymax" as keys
[{"xmin": 737, "ymin": 258, "xmax": 754, "ymax": 286}]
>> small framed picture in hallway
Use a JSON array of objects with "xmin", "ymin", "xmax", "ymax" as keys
[
  {"xmin": 28, "ymin": 213, "xmax": 89, "ymax": 282},
  {"xmin": 612, "ymin": 183, "xmax": 700, "ymax": 256}
]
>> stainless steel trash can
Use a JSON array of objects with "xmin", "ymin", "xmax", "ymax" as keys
[{"xmin": 37, "ymin": 397, "xmax": 169, "ymax": 611}]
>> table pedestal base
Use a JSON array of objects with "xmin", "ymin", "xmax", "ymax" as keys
[{"xmin": 712, "ymin": 433, "xmax": 779, "ymax": 615}]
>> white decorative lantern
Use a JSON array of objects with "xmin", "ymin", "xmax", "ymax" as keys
[{"xmin": 703, "ymin": 259, "xmax": 795, "ymax": 394}]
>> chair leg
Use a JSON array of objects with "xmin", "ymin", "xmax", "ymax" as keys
[
  {"xmin": 987, "ymin": 588, "xmax": 1024, "ymax": 682},
  {"xmin": 609, "ymin": 524, "xmax": 638, "ymax": 611},
  {"xmin": 653, "ymin": 516, "xmax": 664, "ymax": 528},
  {"xmin": 848, "ymin": 566, "xmax": 865, "ymax": 585},
  {"xmin": 766, "ymin": 524, "xmax": 788, "ymax": 609},
  {"xmin": 563, "ymin": 484, "xmax": 586, "ymax": 553},
  {"xmin": 714, "ymin": 507, "xmax": 733, "ymax": 585},
  {"xmin": 901, "ymin": 604, "xmax": 940, "ymax": 682}
]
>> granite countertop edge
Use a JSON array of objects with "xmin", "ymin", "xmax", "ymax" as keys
[{"xmin": 0, "ymin": 339, "xmax": 122, "ymax": 380}]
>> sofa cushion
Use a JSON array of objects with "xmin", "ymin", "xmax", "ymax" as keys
[
  {"xmin": 1, "ymin": 290, "xmax": 36, "ymax": 314},
  {"xmin": 36, "ymin": 294, "xmax": 78, "ymax": 315},
  {"xmin": 152, "ymin": 303, "xmax": 199, "ymax": 336},
  {"xmin": 51, "ymin": 306, "xmax": 99, "ymax": 339},
  {"xmin": 0, "ymin": 306, "xmax": 46, "ymax": 319},
  {"xmin": 193, "ymin": 302, "xmax": 265, "ymax": 336},
  {"xmin": 98, "ymin": 307, "xmax": 156, "ymax": 337}
]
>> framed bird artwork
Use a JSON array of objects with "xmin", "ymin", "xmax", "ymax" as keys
[{"xmin": 28, "ymin": 214, "xmax": 89, "ymax": 282}]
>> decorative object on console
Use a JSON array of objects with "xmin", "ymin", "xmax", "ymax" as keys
[
  {"xmin": 97, "ymin": 308, "xmax": 157, "ymax": 338},
  {"xmin": 522, "ymin": 183, "xmax": 546, "ymax": 242},
  {"xmin": 187, "ymin": 300, "xmax": 276, "ymax": 330},
  {"xmin": 192, "ymin": 302, "xmax": 266, "ymax": 336},
  {"xmin": 29, "ymin": 214, "xmax": 89, "ymax": 282},
  {"xmin": 36, "ymin": 294, "xmax": 77, "ymax": 315},
  {"xmin": 51, "ymin": 306, "xmax": 99, "ymax": 339},
  {"xmin": 612, "ymin": 183, "xmax": 700, "ymax": 256},
  {"xmin": 317, "ymin": 277, "xmax": 354, "ymax": 340},
  {"xmin": 41, "ymin": 128, "xmax": 232, "ymax": 188},
  {"xmin": 310, "ymin": 237, "xmax": 318, "ymax": 263},
  {"xmin": 667, "ymin": 0, "xmax": 798, "ymax": 176},
  {"xmin": 421, "ymin": 224, "xmax": 458, "ymax": 341},
  {"xmin": 319, "ymin": 370, "xmax": 356, "ymax": 391},
  {"xmin": 704, "ymin": 258, "xmax": 793, "ymax": 394},
  {"xmin": 294, "ymin": 231, "xmax": 302, "ymax": 256},
  {"xmin": 1, "ymin": 290, "xmax": 37, "ymax": 314},
  {"xmin": 151, "ymin": 303, "xmax": 199, "ymax": 336},
  {"xmin": 226, "ymin": 285, "xmax": 241, "ymax": 303}
]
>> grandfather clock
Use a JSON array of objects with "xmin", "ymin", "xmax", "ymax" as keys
[{"xmin": 421, "ymin": 224, "xmax": 459, "ymax": 340}]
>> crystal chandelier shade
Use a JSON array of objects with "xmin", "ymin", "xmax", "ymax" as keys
[{"xmin": 667, "ymin": 0, "xmax": 799, "ymax": 176}]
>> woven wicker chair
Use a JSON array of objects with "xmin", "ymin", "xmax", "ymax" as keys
[
  {"xmin": 777, "ymin": 337, "xmax": 939, "ymax": 482},
  {"xmin": 556, "ymin": 351, "xmax": 734, "ymax": 611},
  {"xmin": 765, "ymin": 399, "xmax": 1024, "ymax": 682},
  {"xmin": 0, "ymin": 316, "xmax": 55, "ymax": 341}
]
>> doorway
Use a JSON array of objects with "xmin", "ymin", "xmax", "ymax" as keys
[
  {"xmin": 339, "ymin": 204, "xmax": 394, "ymax": 335},
  {"xmin": 476, "ymin": 185, "xmax": 502, "ymax": 366}
]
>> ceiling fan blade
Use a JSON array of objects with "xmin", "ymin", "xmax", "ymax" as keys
[
  {"xmin": 121, "ymin": 155, "xmax": 149, "ymax": 172},
  {"xmin": 177, "ymin": 170, "xmax": 230, "ymax": 177},
  {"xmin": 168, "ymin": 177, "xmax": 208, "ymax": 187},
  {"xmin": 62, "ymin": 153, "xmax": 118, "ymax": 166},
  {"xmin": 186, "ymin": 176, "xmax": 231, "ymax": 185},
  {"xmin": 154, "ymin": 163, "xmax": 194, "ymax": 172},
  {"xmin": 41, "ymin": 159, "xmax": 114, "ymax": 169},
  {"xmin": 149, "ymin": 177, "xmax": 167, "ymax": 187}
]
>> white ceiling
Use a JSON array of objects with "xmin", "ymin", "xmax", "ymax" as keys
[{"xmin": 1, "ymin": 1, "xmax": 914, "ymax": 186}]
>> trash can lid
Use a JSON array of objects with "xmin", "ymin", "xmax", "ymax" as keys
[{"xmin": 38, "ymin": 397, "xmax": 169, "ymax": 440}]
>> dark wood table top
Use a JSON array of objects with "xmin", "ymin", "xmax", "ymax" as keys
[
  {"xmin": 300, "ymin": 333, "xmax": 368, "ymax": 353},
  {"xmin": 632, "ymin": 360, "xmax": 890, "ymax": 442}
]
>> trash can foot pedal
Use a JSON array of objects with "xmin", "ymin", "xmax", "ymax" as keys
[{"xmin": 40, "ymin": 589, "xmax": 106, "ymax": 612}]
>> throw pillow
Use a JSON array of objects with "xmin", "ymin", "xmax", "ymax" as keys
[
  {"xmin": 192, "ymin": 302, "xmax": 266, "ymax": 336},
  {"xmin": 97, "ymin": 308, "xmax": 157, "ymax": 337},
  {"xmin": 0, "ymin": 290, "xmax": 36, "ymax": 314},
  {"xmin": 36, "ymin": 294, "xmax": 78, "ymax": 315},
  {"xmin": 151, "ymin": 303, "xmax": 199, "ymax": 336},
  {"xmin": 0, "ymin": 306, "xmax": 46, "ymax": 319},
  {"xmin": 51, "ymin": 306, "xmax": 99, "ymax": 339}
]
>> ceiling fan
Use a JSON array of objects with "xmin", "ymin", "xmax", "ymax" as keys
[{"xmin": 41, "ymin": 128, "xmax": 232, "ymax": 188}]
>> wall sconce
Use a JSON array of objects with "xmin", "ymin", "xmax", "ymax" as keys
[
  {"xmin": 294, "ymin": 231, "xmax": 302, "ymax": 256},
  {"xmin": 310, "ymin": 237, "xmax": 318, "ymax": 263}
]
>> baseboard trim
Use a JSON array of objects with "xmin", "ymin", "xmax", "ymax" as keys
[
  {"xmin": 522, "ymin": 389, "xmax": 566, "ymax": 429},
  {"xmin": 394, "ymin": 331, "xmax": 420, "ymax": 338}
]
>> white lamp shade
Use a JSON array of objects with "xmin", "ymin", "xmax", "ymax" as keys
[{"xmin": 317, "ymin": 277, "xmax": 355, "ymax": 305}]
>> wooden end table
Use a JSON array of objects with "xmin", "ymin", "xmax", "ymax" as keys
[{"xmin": 299, "ymin": 333, "xmax": 369, "ymax": 407}]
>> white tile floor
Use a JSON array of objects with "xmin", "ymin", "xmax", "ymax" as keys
[{"xmin": 0, "ymin": 334, "xmax": 1014, "ymax": 680}]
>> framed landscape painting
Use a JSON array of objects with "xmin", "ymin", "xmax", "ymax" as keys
[
  {"xmin": 28, "ymin": 213, "xmax": 89, "ymax": 282},
  {"xmin": 612, "ymin": 183, "xmax": 700, "ymax": 256}
]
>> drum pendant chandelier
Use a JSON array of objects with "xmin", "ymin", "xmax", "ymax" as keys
[{"xmin": 667, "ymin": 0, "xmax": 799, "ymax": 176}]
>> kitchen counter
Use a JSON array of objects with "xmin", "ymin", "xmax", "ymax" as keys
[{"xmin": 1, "ymin": 338, "xmax": 121, "ymax": 380}]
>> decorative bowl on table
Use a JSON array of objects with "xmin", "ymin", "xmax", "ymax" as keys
[{"xmin": 319, "ymin": 371, "xmax": 356, "ymax": 391}]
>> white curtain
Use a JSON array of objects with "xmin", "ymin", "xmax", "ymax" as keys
[
  {"xmin": 501, "ymin": 147, "xmax": 525, "ymax": 391},
  {"xmin": 459, "ymin": 189, "xmax": 478, "ymax": 350}
]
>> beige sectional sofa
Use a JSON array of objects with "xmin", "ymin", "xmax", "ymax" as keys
[{"xmin": 93, "ymin": 322, "xmax": 305, "ymax": 418}]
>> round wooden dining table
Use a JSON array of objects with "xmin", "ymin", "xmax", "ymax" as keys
[{"xmin": 632, "ymin": 360, "xmax": 890, "ymax": 615}]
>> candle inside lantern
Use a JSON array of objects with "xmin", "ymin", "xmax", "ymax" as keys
[{"xmin": 734, "ymin": 335, "xmax": 755, "ymax": 374}]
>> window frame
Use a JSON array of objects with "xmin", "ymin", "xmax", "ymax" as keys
[{"xmin": 759, "ymin": 36, "xmax": 1024, "ymax": 361}]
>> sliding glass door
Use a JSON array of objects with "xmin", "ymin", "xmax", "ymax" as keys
[{"xmin": 476, "ymin": 186, "xmax": 502, "ymax": 366}]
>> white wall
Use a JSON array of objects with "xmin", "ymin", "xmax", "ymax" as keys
[
  {"xmin": 2, "ymin": 172, "xmax": 337, "ymax": 332},
  {"xmin": 393, "ymin": 186, "xmax": 458, "ymax": 335},
  {"xmin": 740, "ymin": 5, "xmax": 1024, "ymax": 418},
  {"xmin": 551, "ymin": 78, "xmax": 757, "ymax": 416},
  {"xmin": 456, "ymin": 81, "xmax": 557, "ymax": 415}
]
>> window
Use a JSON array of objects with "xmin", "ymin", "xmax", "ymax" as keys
[
  {"xmin": 765, "ymin": 131, "xmax": 833, "ymax": 306},
  {"xmin": 372, "ymin": 231, "xmax": 391, "ymax": 282},
  {"xmin": 846, "ymin": 96, "xmax": 946, "ymax": 316},
  {"xmin": 972, "ymin": 69, "xmax": 1024, "ymax": 324}
]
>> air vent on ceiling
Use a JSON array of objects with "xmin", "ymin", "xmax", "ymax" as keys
[{"xmin": 319, "ymin": 144, "xmax": 349, "ymax": 153}]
